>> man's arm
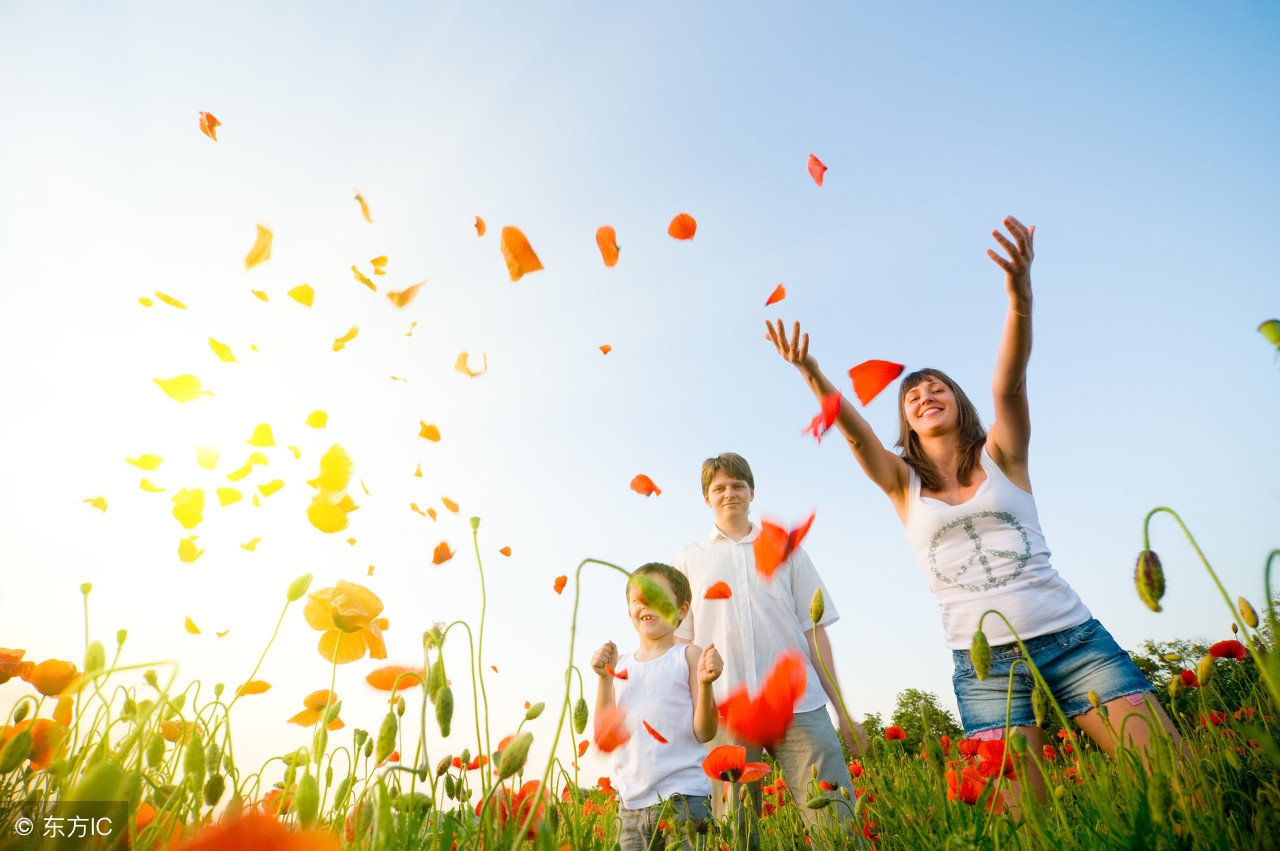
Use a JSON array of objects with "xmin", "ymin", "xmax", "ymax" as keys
[{"xmin": 806, "ymin": 624, "xmax": 867, "ymax": 757}]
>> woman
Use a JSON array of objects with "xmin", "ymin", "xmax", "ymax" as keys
[{"xmin": 766, "ymin": 216, "xmax": 1180, "ymax": 785}]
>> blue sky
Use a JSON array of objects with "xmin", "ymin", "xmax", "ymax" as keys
[{"xmin": 1, "ymin": 1, "xmax": 1277, "ymax": 782}]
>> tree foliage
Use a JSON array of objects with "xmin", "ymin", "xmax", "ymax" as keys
[{"xmin": 889, "ymin": 688, "xmax": 963, "ymax": 753}]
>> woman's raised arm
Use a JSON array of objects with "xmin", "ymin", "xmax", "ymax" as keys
[
  {"xmin": 986, "ymin": 215, "xmax": 1035, "ymax": 472},
  {"xmin": 766, "ymin": 319, "xmax": 910, "ymax": 509}
]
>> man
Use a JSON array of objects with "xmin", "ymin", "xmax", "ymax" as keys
[{"xmin": 673, "ymin": 452, "xmax": 866, "ymax": 839}]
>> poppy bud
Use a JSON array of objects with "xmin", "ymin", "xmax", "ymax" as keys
[
  {"xmin": 1233, "ymin": 596, "xmax": 1254, "ymax": 629},
  {"xmin": 1009, "ymin": 732, "xmax": 1028, "ymax": 754},
  {"xmin": 1232, "ymin": 622, "xmax": 1238, "ymax": 636},
  {"xmin": 1163, "ymin": 652, "xmax": 1182, "ymax": 662},
  {"xmin": 169, "ymin": 693, "xmax": 186, "ymax": 714},
  {"xmin": 286, "ymin": 573, "xmax": 314, "ymax": 602},
  {"xmin": 146, "ymin": 734, "xmax": 165, "ymax": 769},
  {"xmin": 0, "ymin": 731, "xmax": 32, "ymax": 773},
  {"xmin": 810, "ymin": 588, "xmax": 824, "ymax": 624},
  {"xmin": 923, "ymin": 739, "xmax": 944, "ymax": 775},
  {"xmin": 436, "ymin": 756, "xmax": 452, "ymax": 777},
  {"xmin": 295, "ymin": 770, "xmax": 320, "ymax": 828},
  {"xmin": 334, "ymin": 775, "xmax": 353, "ymax": 809},
  {"xmin": 806, "ymin": 796, "xmax": 832, "ymax": 809},
  {"xmin": 117, "ymin": 629, "xmax": 128, "ymax": 647},
  {"xmin": 1147, "ymin": 771, "xmax": 1170, "ymax": 825},
  {"xmin": 841, "ymin": 786, "xmax": 851, "ymax": 800},
  {"xmin": 1054, "ymin": 785, "xmax": 1067, "ymax": 802},
  {"xmin": 1088, "ymin": 690, "xmax": 1100, "ymax": 710},
  {"xmin": 13, "ymin": 702, "xmax": 29, "ymax": 723},
  {"xmin": 470, "ymin": 516, "xmax": 480, "ymax": 531},
  {"xmin": 144, "ymin": 670, "xmax": 158, "ymax": 688},
  {"xmin": 428, "ymin": 660, "xmax": 446, "ymax": 704},
  {"xmin": 213, "ymin": 683, "xmax": 224, "ymax": 698},
  {"xmin": 459, "ymin": 748, "xmax": 471, "ymax": 767},
  {"xmin": 436, "ymin": 686, "xmax": 454, "ymax": 738},
  {"xmin": 203, "ymin": 774, "xmax": 225, "ymax": 808},
  {"xmin": 122, "ymin": 698, "xmax": 136, "ymax": 720},
  {"xmin": 83, "ymin": 641, "xmax": 105, "ymax": 675},
  {"xmin": 396, "ymin": 696, "xmax": 406, "ymax": 717},
  {"xmin": 205, "ymin": 742, "xmax": 221, "ymax": 772},
  {"xmin": 353, "ymin": 728, "xmax": 368, "ymax": 752},
  {"xmin": 376, "ymin": 711, "xmax": 398, "ymax": 765},
  {"xmin": 573, "ymin": 698, "xmax": 589, "ymax": 735},
  {"xmin": 314, "ymin": 726, "xmax": 328, "ymax": 763},
  {"xmin": 497, "ymin": 732, "xmax": 533, "ymax": 780},
  {"xmin": 364, "ymin": 738, "xmax": 374, "ymax": 759},
  {"xmin": 1197, "ymin": 655, "xmax": 1215, "ymax": 688},
  {"xmin": 525, "ymin": 701, "xmax": 545, "ymax": 721},
  {"xmin": 1167, "ymin": 675, "xmax": 1182, "ymax": 698},
  {"xmin": 81, "ymin": 583, "xmax": 93, "ymax": 596},
  {"xmin": 1032, "ymin": 684, "xmax": 1049, "ymax": 727},
  {"xmin": 971, "ymin": 630, "xmax": 992, "ymax": 681},
  {"xmin": 323, "ymin": 701, "xmax": 343, "ymax": 724},
  {"xmin": 1134, "ymin": 550, "xmax": 1165, "ymax": 613},
  {"xmin": 1098, "ymin": 704, "xmax": 1109, "ymax": 720},
  {"xmin": 184, "ymin": 741, "xmax": 205, "ymax": 788},
  {"xmin": 445, "ymin": 774, "xmax": 457, "ymax": 800}
]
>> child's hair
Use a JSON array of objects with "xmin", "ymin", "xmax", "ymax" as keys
[
  {"xmin": 895, "ymin": 368, "xmax": 987, "ymax": 490},
  {"xmin": 700, "ymin": 452, "xmax": 755, "ymax": 497},
  {"xmin": 627, "ymin": 562, "xmax": 692, "ymax": 611}
]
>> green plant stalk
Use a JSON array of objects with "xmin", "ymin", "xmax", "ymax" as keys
[
  {"xmin": 468, "ymin": 521, "xmax": 494, "ymax": 794},
  {"xmin": 1265, "ymin": 549, "xmax": 1280, "ymax": 648},
  {"xmin": 225, "ymin": 596, "xmax": 295, "ymax": 716},
  {"xmin": 809, "ymin": 618, "xmax": 863, "ymax": 759},
  {"xmin": 1144, "ymin": 508, "xmax": 1280, "ymax": 704}
]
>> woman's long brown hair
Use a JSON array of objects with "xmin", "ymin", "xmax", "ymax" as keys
[{"xmin": 895, "ymin": 369, "xmax": 987, "ymax": 492}]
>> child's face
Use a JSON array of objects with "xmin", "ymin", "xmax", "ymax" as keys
[{"xmin": 627, "ymin": 574, "xmax": 689, "ymax": 641}]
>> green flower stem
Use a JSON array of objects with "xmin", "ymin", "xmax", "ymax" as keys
[
  {"xmin": 1144, "ymin": 508, "xmax": 1279, "ymax": 704},
  {"xmin": 808, "ymin": 618, "xmax": 861, "ymax": 757},
  {"xmin": 439, "ymin": 621, "xmax": 483, "ymax": 792},
  {"xmin": 225, "ymin": 596, "xmax": 295, "ymax": 716},
  {"xmin": 976, "ymin": 610, "xmax": 1074, "ymax": 736},
  {"xmin": 468, "ymin": 521, "xmax": 494, "ymax": 788},
  {"xmin": 1265, "ymin": 549, "xmax": 1280, "ymax": 647},
  {"xmin": 517, "ymin": 557, "xmax": 628, "ymax": 849}
]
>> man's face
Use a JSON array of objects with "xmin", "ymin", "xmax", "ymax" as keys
[{"xmin": 704, "ymin": 469, "xmax": 753, "ymax": 528}]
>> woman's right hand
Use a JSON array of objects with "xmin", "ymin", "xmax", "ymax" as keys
[
  {"xmin": 766, "ymin": 319, "xmax": 817, "ymax": 374},
  {"xmin": 590, "ymin": 641, "xmax": 617, "ymax": 678}
]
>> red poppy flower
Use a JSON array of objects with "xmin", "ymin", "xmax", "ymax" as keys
[
  {"xmin": 1042, "ymin": 745, "xmax": 1057, "ymax": 761},
  {"xmin": 976, "ymin": 740, "xmax": 1016, "ymax": 780},
  {"xmin": 1179, "ymin": 670, "xmax": 1199, "ymax": 688},
  {"xmin": 598, "ymin": 776, "xmax": 615, "ymax": 796},
  {"xmin": 717, "ymin": 651, "xmax": 807, "ymax": 749},
  {"xmin": 752, "ymin": 513, "xmax": 815, "ymax": 579},
  {"xmin": 481, "ymin": 781, "xmax": 548, "ymax": 841},
  {"xmin": 594, "ymin": 706, "xmax": 632, "ymax": 753},
  {"xmin": 1209, "ymin": 640, "xmax": 1247, "ymax": 662},
  {"xmin": 958, "ymin": 738, "xmax": 980, "ymax": 757},
  {"xmin": 1201, "ymin": 710, "xmax": 1228, "ymax": 727},
  {"xmin": 848, "ymin": 760, "xmax": 863, "ymax": 779},
  {"xmin": 884, "ymin": 726, "xmax": 906, "ymax": 741},
  {"xmin": 701, "ymin": 745, "xmax": 770, "ymax": 783},
  {"xmin": 946, "ymin": 766, "xmax": 990, "ymax": 807},
  {"xmin": 802, "ymin": 392, "xmax": 843, "ymax": 443},
  {"xmin": 940, "ymin": 735, "xmax": 952, "ymax": 755},
  {"xmin": 818, "ymin": 780, "xmax": 835, "ymax": 791},
  {"xmin": 704, "ymin": 581, "xmax": 732, "ymax": 600}
]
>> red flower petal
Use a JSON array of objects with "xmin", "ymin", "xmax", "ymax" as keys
[
  {"xmin": 642, "ymin": 720, "xmax": 669, "ymax": 744},
  {"xmin": 553, "ymin": 575, "xmax": 568, "ymax": 595},
  {"xmin": 717, "ymin": 652, "xmax": 807, "ymax": 749},
  {"xmin": 802, "ymin": 392, "xmax": 843, "ymax": 443},
  {"xmin": 630, "ymin": 474, "xmax": 662, "ymax": 497},
  {"xmin": 1209, "ymin": 639, "xmax": 1247, "ymax": 661},
  {"xmin": 807, "ymin": 154, "xmax": 827, "ymax": 187},
  {"xmin": 704, "ymin": 581, "xmax": 732, "ymax": 600},
  {"xmin": 605, "ymin": 664, "xmax": 629, "ymax": 680},
  {"xmin": 765, "ymin": 284, "xmax": 786, "ymax": 307},
  {"xmin": 752, "ymin": 512, "xmax": 815, "ymax": 579},
  {"xmin": 594, "ymin": 706, "xmax": 632, "ymax": 753},
  {"xmin": 847, "ymin": 359, "xmax": 905, "ymax": 406}
]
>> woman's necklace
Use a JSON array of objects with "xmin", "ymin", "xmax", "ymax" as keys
[{"xmin": 940, "ymin": 472, "xmax": 961, "ymax": 506}]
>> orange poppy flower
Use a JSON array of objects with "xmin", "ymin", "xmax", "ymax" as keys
[
  {"xmin": 365, "ymin": 666, "xmax": 425, "ymax": 691},
  {"xmin": 594, "ymin": 706, "xmax": 632, "ymax": 753},
  {"xmin": 752, "ymin": 513, "xmax": 815, "ymax": 579},
  {"xmin": 946, "ymin": 765, "xmax": 990, "ymax": 807},
  {"xmin": 286, "ymin": 690, "xmax": 345, "ymax": 730},
  {"xmin": 179, "ymin": 810, "xmax": 340, "ymax": 851},
  {"xmin": 481, "ymin": 781, "xmax": 548, "ymax": 841},
  {"xmin": 702, "ymin": 745, "xmax": 770, "ymax": 783},
  {"xmin": 0, "ymin": 718, "xmax": 67, "ymax": 770},
  {"xmin": 303, "ymin": 580, "xmax": 388, "ymax": 664},
  {"xmin": 160, "ymin": 720, "xmax": 202, "ymax": 744},
  {"xmin": 0, "ymin": 648, "xmax": 32, "ymax": 685},
  {"xmin": 717, "ymin": 651, "xmax": 806, "ymax": 749},
  {"xmin": 22, "ymin": 659, "xmax": 81, "ymax": 696}
]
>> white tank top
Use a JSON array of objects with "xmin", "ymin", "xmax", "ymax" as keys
[
  {"xmin": 611, "ymin": 645, "xmax": 712, "ymax": 808},
  {"xmin": 904, "ymin": 447, "xmax": 1091, "ymax": 649}
]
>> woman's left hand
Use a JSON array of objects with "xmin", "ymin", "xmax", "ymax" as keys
[{"xmin": 987, "ymin": 215, "xmax": 1035, "ymax": 304}]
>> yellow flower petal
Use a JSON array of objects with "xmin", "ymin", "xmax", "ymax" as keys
[
  {"xmin": 258, "ymin": 479, "xmax": 284, "ymax": 497},
  {"xmin": 360, "ymin": 480, "xmax": 369, "ymax": 496},
  {"xmin": 410, "ymin": 503, "xmax": 426, "ymax": 516},
  {"xmin": 287, "ymin": 445, "xmax": 302, "ymax": 459},
  {"xmin": 127, "ymin": 454, "xmax": 163, "ymax": 471},
  {"xmin": 390, "ymin": 375, "xmax": 408, "ymax": 382},
  {"xmin": 370, "ymin": 256, "xmax": 388, "ymax": 275},
  {"xmin": 195, "ymin": 446, "xmax": 219, "ymax": 470},
  {"xmin": 386, "ymin": 281, "xmax": 425, "ymax": 308},
  {"xmin": 346, "ymin": 537, "xmax": 357, "ymax": 546},
  {"xmin": 351, "ymin": 267, "xmax": 375, "ymax": 292},
  {"xmin": 153, "ymin": 375, "xmax": 214, "ymax": 403},
  {"xmin": 318, "ymin": 629, "xmax": 368, "ymax": 665},
  {"xmin": 306, "ymin": 444, "xmax": 353, "ymax": 493},
  {"xmin": 244, "ymin": 224, "xmax": 273, "ymax": 269},
  {"xmin": 140, "ymin": 479, "xmax": 165, "ymax": 493},
  {"xmin": 217, "ymin": 487, "xmax": 242, "ymax": 507},
  {"xmin": 247, "ymin": 452, "xmax": 269, "ymax": 466},
  {"xmin": 307, "ymin": 494, "xmax": 351, "ymax": 534},
  {"xmin": 240, "ymin": 537, "xmax": 261, "ymax": 551},
  {"xmin": 418, "ymin": 422, "xmax": 440, "ymax": 441},
  {"xmin": 454, "ymin": 352, "xmax": 488, "ymax": 378},
  {"xmin": 84, "ymin": 496, "xmax": 108, "ymax": 512},
  {"xmin": 138, "ymin": 296, "xmax": 154, "ymax": 307},
  {"xmin": 155, "ymin": 291, "xmax": 188, "ymax": 310},
  {"xmin": 354, "ymin": 190, "xmax": 373, "ymax": 223},
  {"xmin": 288, "ymin": 283, "xmax": 315, "ymax": 307},
  {"xmin": 413, "ymin": 464, "xmax": 422, "ymax": 478},
  {"xmin": 171, "ymin": 489, "xmax": 205, "ymax": 530},
  {"xmin": 427, "ymin": 507, "xmax": 437, "ymax": 520},
  {"xmin": 208, "ymin": 338, "xmax": 237, "ymax": 363},
  {"xmin": 184, "ymin": 616, "xmax": 201, "ymax": 634},
  {"xmin": 252, "ymin": 493, "xmax": 261, "ymax": 507},
  {"xmin": 226, "ymin": 463, "xmax": 253, "ymax": 482},
  {"xmin": 441, "ymin": 496, "xmax": 459, "ymax": 513},
  {"xmin": 216, "ymin": 630, "xmax": 230, "ymax": 637},
  {"xmin": 251, "ymin": 290, "xmax": 269, "ymax": 302},
  {"xmin": 333, "ymin": 326, "xmax": 360, "ymax": 351},
  {"xmin": 404, "ymin": 322, "xmax": 417, "ymax": 337},
  {"xmin": 236, "ymin": 680, "xmax": 272, "ymax": 696},
  {"xmin": 179, "ymin": 536, "xmax": 204, "ymax": 562},
  {"xmin": 306, "ymin": 410, "xmax": 328, "ymax": 429},
  {"xmin": 247, "ymin": 424, "xmax": 275, "ymax": 447}
]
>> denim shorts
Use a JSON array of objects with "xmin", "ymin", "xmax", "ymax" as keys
[
  {"xmin": 619, "ymin": 794, "xmax": 711, "ymax": 851},
  {"xmin": 951, "ymin": 618, "xmax": 1153, "ymax": 734}
]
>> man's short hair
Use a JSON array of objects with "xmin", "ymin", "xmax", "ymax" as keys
[
  {"xmin": 700, "ymin": 452, "xmax": 755, "ymax": 497},
  {"xmin": 627, "ymin": 562, "xmax": 692, "ymax": 611}
]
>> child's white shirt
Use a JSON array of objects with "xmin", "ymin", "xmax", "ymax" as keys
[{"xmin": 610, "ymin": 644, "xmax": 712, "ymax": 808}]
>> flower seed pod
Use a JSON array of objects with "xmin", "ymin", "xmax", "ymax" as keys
[
  {"xmin": 1134, "ymin": 550, "xmax": 1165, "ymax": 613},
  {"xmin": 971, "ymin": 630, "xmax": 992, "ymax": 681},
  {"xmin": 376, "ymin": 711, "xmax": 398, "ymax": 765},
  {"xmin": 116, "ymin": 629, "xmax": 128, "ymax": 647},
  {"xmin": 444, "ymin": 774, "xmax": 457, "ymax": 800},
  {"xmin": 1197, "ymin": 655, "xmax": 1215, "ymax": 688},
  {"xmin": 806, "ymin": 796, "xmax": 832, "ymax": 809},
  {"xmin": 84, "ymin": 641, "xmax": 105, "ymax": 675},
  {"xmin": 203, "ymin": 774, "xmax": 225, "ymax": 808},
  {"xmin": 497, "ymin": 732, "xmax": 533, "ymax": 780},
  {"xmin": 146, "ymin": 733, "xmax": 165, "ymax": 768},
  {"xmin": 810, "ymin": 588, "xmax": 824, "ymax": 625},
  {"xmin": 294, "ymin": 771, "xmax": 319, "ymax": 828},
  {"xmin": 573, "ymin": 698, "xmax": 589, "ymax": 735},
  {"xmin": 1032, "ymin": 684, "xmax": 1049, "ymax": 727},
  {"xmin": 81, "ymin": 583, "xmax": 93, "ymax": 596},
  {"xmin": 436, "ymin": 756, "xmax": 452, "ymax": 777},
  {"xmin": 1238, "ymin": 597, "xmax": 1260, "ymax": 630},
  {"xmin": 525, "ymin": 701, "xmax": 545, "ymax": 721},
  {"xmin": 0, "ymin": 731, "xmax": 33, "ymax": 773},
  {"xmin": 469, "ymin": 516, "xmax": 480, "ymax": 531},
  {"xmin": 1088, "ymin": 690, "xmax": 1101, "ymax": 710},
  {"xmin": 334, "ymin": 775, "xmax": 353, "ymax": 810},
  {"xmin": 286, "ymin": 573, "xmax": 314, "ymax": 602},
  {"xmin": 13, "ymin": 702, "xmax": 29, "ymax": 724},
  {"xmin": 395, "ymin": 696, "xmax": 406, "ymax": 718},
  {"xmin": 436, "ymin": 686, "xmax": 454, "ymax": 738}
]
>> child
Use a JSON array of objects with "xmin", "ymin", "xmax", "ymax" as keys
[{"xmin": 592, "ymin": 562, "xmax": 724, "ymax": 851}]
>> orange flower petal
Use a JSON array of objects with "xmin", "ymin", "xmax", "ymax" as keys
[
  {"xmin": 596, "ymin": 226, "xmax": 619, "ymax": 267},
  {"xmin": 236, "ymin": 680, "xmax": 272, "ymax": 696},
  {"xmin": 432, "ymin": 542, "xmax": 455, "ymax": 565},
  {"xmin": 366, "ymin": 666, "xmax": 425, "ymax": 690},
  {"xmin": 198, "ymin": 111, "xmax": 221, "ymax": 141},
  {"xmin": 500, "ymin": 226, "xmax": 544, "ymax": 282},
  {"xmin": 419, "ymin": 422, "xmax": 441, "ymax": 441},
  {"xmin": 847, "ymin": 360, "xmax": 905, "ymax": 406},
  {"xmin": 499, "ymin": 546, "xmax": 512, "ymax": 557},
  {"xmin": 441, "ymin": 496, "xmax": 460, "ymax": 513},
  {"xmin": 667, "ymin": 213, "xmax": 697, "ymax": 240},
  {"xmin": 354, "ymin": 190, "xmax": 373, "ymax": 223},
  {"xmin": 642, "ymin": 720, "xmax": 668, "ymax": 744},
  {"xmin": 594, "ymin": 706, "xmax": 631, "ymax": 753},
  {"xmin": 704, "ymin": 581, "xmax": 732, "ymax": 600},
  {"xmin": 387, "ymin": 281, "xmax": 425, "ymax": 308},
  {"xmin": 454, "ymin": 352, "xmax": 488, "ymax": 378},
  {"xmin": 630, "ymin": 475, "xmax": 661, "ymax": 497},
  {"xmin": 605, "ymin": 665, "xmax": 629, "ymax": 680},
  {"xmin": 752, "ymin": 513, "xmax": 815, "ymax": 579},
  {"xmin": 599, "ymin": 344, "xmax": 612, "ymax": 355},
  {"xmin": 553, "ymin": 575, "xmax": 568, "ymax": 595},
  {"xmin": 807, "ymin": 154, "xmax": 827, "ymax": 187},
  {"xmin": 578, "ymin": 740, "xmax": 589, "ymax": 758},
  {"xmin": 765, "ymin": 284, "xmax": 786, "ymax": 307},
  {"xmin": 244, "ymin": 224, "xmax": 273, "ymax": 270},
  {"xmin": 475, "ymin": 216, "xmax": 486, "ymax": 237}
]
